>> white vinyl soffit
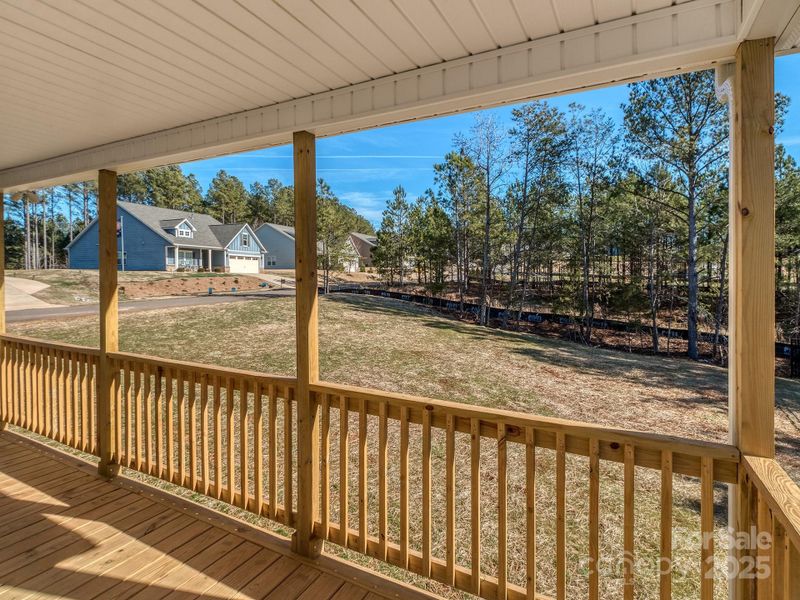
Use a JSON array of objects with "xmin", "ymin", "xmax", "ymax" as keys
[{"xmin": 0, "ymin": 0, "xmax": 797, "ymax": 191}]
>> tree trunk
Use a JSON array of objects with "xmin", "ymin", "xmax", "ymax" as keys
[{"xmin": 687, "ymin": 187, "xmax": 699, "ymax": 359}]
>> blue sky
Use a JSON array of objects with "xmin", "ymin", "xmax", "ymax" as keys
[{"xmin": 183, "ymin": 54, "xmax": 800, "ymax": 226}]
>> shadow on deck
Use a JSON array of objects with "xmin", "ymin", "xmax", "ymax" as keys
[{"xmin": 0, "ymin": 431, "xmax": 436, "ymax": 600}]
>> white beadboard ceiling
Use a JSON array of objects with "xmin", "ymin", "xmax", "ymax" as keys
[{"xmin": 0, "ymin": 0, "xmax": 798, "ymax": 190}]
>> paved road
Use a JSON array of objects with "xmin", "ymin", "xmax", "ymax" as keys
[{"xmin": 6, "ymin": 289, "xmax": 295, "ymax": 323}]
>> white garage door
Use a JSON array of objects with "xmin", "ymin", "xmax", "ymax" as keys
[{"xmin": 228, "ymin": 255, "xmax": 260, "ymax": 274}]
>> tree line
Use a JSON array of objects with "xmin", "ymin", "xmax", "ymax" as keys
[
  {"xmin": 373, "ymin": 70, "xmax": 800, "ymax": 360},
  {"xmin": 3, "ymin": 165, "xmax": 373, "ymax": 272}
]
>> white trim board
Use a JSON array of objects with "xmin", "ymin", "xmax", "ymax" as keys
[{"xmin": 0, "ymin": 0, "xmax": 744, "ymax": 191}]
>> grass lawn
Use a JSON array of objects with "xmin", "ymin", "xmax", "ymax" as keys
[{"xmin": 8, "ymin": 294, "xmax": 800, "ymax": 599}]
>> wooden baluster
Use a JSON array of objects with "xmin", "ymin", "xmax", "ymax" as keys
[
  {"xmin": 400, "ymin": 405, "xmax": 409, "ymax": 568},
  {"xmin": 201, "ymin": 374, "xmax": 210, "ymax": 495},
  {"xmin": 526, "ymin": 428, "xmax": 537, "ymax": 600},
  {"xmin": 660, "ymin": 450, "xmax": 673, "ymax": 600},
  {"xmin": 43, "ymin": 348, "xmax": 51, "ymax": 438},
  {"xmin": 268, "ymin": 383, "xmax": 277, "ymax": 518},
  {"xmin": 166, "ymin": 367, "xmax": 175, "ymax": 480},
  {"xmin": 239, "ymin": 378, "xmax": 249, "ymax": 510},
  {"xmin": 13, "ymin": 344, "xmax": 19, "ymax": 427},
  {"xmin": 320, "ymin": 393, "xmax": 330, "ymax": 539},
  {"xmin": 556, "ymin": 432, "xmax": 566, "ymax": 600},
  {"xmin": 283, "ymin": 388, "xmax": 293, "ymax": 524},
  {"xmin": 339, "ymin": 394, "xmax": 349, "ymax": 548},
  {"xmin": 358, "ymin": 397, "xmax": 368, "ymax": 554},
  {"xmin": 378, "ymin": 400, "xmax": 388, "ymax": 561},
  {"xmin": 214, "ymin": 375, "xmax": 222, "ymax": 498},
  {"xmin": 788, "ymin": 542, "xmax": 800, "ymax": 597},
  {"xmin": 125, "ymin": 362, "xmax": 133, "ymax": 467},
  {"xmin": 131, "ymin": 362, "xmax": 144, "ymax": 471},
  {"xmin": 772, "ymin": 520, "xmax": 786, "ymax": 600},
  {"xmin": 178, "ymin": 371, "xmax": 187, "ymax": 486},
  {"xmin": 253, "ymin": 380, "xmax": 263, "ymax": 515},
  {"xmin": 133, "ymin": 361, "xmax": 142, "ymax": 470},
  {"xmin": 756, "ymin": 488, "xmax": 772, "ymax": 598},
  {"xmin": 0, "ymin": 343, "xmax": 5, "ymax": 424},
  {"xmin": 71, "ymin": 351, "xmax": 79, "ymax": 447},
  {"xmin": 623, "ymin": 443, "xmax": 635, "ymax": 600},
  {"xmin": 27, "ymin": 346, "xmax": 34, "ymax": 432},
  {"xmin": 88, "ymin": 355, "xmax": 96, "ymax": 454},
  {"xmin": 144, "ymin": 363, "xmax": 153, "ymax": 474},
  {"xmin": 700, "ymin": 457, "xmax": 714, "ymax": 600},
  {"xmin": 445, "ymin": 414, "xmax": 456, "ymax": 585},
  {"xmin": 113, "ymin": 358, "xmax": 121, "ymax": 463},
  {"xmin": 471, "ymin": 417, "xmax": 481, "ymax": 596},
  {"xmin": 589, "ymin": 438, "xmax": 600, "ymax": 600},
  {"xmin": 80, "ymin": 353, "xmax": 89, "ymax": 452},
  {"xmin": 155, "ymin": 366, "xmax": 163, "ymax": 479},
  {"xmin": 33, "ymin": 345, "xmax": 41, "ymax": 433},
  {"xmin": 422, "ymin": 405, "xmax": 432, "ymax": 577},
  {"xmin": 226, "ymin": 376, "xmax": 235, "ymax": 504},
  {"xmin": 498, "ymin": 421, "xmax": 508, "ymax": 600},
  {"xmin": 57, "ymin": 350, "xmax": 65, "ymax": 443},
  {"xmin": 189, "ymin": 371, "xmax": 198, "ymax": 491},
  {"xmin": 43, "ymin": 348, "xmax": 49, "ymax": 436},
  {"xmin": 24, "ymin": 345, "xmax": 31, "ymax": 429}
]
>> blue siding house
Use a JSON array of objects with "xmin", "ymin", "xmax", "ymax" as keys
[{"xmin": 67, "ymin": 202, "xmax": 266, "ymax": 273}]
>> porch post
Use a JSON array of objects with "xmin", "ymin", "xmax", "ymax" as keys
[
  {"xmin": 728, "ymin": 38, "xmax": 775, "ymax": 599},
  {"xmin": 292, "ymin": 130, "xmax": 323, "ymax": 557},
  {"xmin": 97, "ymin": 169, "xmax": 120, "ymax": 478},
  {"xmin": 729, "ymin": 38, "xmax": 775, "ymax": 457},
  {"xmin": 0, "ymin": 190, "xmax": 5, "ymax": 431}
]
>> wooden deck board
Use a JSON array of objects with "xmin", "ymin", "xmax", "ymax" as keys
[{"xmin": 0, "ymin": 433, "xmax": 439, "ymax": 600}]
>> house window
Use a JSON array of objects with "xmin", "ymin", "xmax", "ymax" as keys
[
  {"xmin": 117, "ymin": 251, "xmax": 127, "ymax": 268},
  {"xmin": 242, "ymin": 232, "xmax": 250, "ymax": 247},
  {"xmin": 177, "ymin": 224, "xmax": 192, "ymax": 238}
]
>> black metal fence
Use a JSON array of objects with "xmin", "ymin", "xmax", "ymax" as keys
[{"xmin": 328, "ymin": 286, "xmax": 800, "ymax": 373}]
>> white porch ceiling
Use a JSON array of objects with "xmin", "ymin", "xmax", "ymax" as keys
[{"xmin": 0, "ymin": 0, "xmax": 798, "ymax": 191}]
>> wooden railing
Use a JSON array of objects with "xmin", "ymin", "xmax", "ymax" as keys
[
  {"xmin": 3, "ymin": 333, "xmax": 800, "ymax": 598},
  {"xmin": 309, "ymin": 381, "xmax": 740, "ymax": 600},
  {"xmin": 0, "ymin": 334, "xmax": 99, "ymax": 454},
  {"xmin": 738, "ymin": 455, "xmax": 800, "ymax": 597},
  {"xmin": 107, "ymin": 351, "xmax": 297, "ymax": 528}
]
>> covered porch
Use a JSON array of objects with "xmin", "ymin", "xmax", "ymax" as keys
[{"xmin": 1, "ymin": 1, "xmax": 800, "ymax": 598}]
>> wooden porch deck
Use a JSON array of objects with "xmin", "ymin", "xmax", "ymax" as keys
[{"xmin": 0, "ymin": 431, "xmax": 436, "ymax": 600}]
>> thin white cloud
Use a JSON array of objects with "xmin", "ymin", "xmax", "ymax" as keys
[
  {"xmin": 233, "ymin": 153, "xmax": 440, "ymax": 160},
  {"xmin": 778, "ymin": 136, "xmax": 800, "ymax": 146}
]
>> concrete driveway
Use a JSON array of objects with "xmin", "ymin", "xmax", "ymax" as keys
[{"xmin": 4, "ymin": 277, "xmax": 61, "ymax": 311}]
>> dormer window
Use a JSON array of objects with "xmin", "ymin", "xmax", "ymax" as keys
[{"xmin": 176, "ymin": 223, "xmax": 193, "ymax": 238}]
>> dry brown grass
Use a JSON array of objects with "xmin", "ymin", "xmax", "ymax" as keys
[{"xmin": 9, "ymin": 294, "xmax": 800, "ymax": 599}]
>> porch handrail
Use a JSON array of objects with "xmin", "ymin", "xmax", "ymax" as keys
[
  {"xmin": 739, "ymin": 454, "xmax": 800, "ymax": 595},
  {"xmin": 309, "ymin": 381, "xmax": 740, "ymax": 482}
]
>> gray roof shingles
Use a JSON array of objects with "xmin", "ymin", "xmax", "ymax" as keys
[{"xmin": 120, "ymin": 201, "xmax": 231, "ymax": 249}]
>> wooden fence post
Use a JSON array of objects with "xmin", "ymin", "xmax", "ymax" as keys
[
  {"xmin": 728, "ymin": 37, "xmax": 775, "ymax": 599},
  {"xmin": 97, "ymin": 169, "xmax": 120, "ymax": 478},
  {"xmin": 292, "ymin": 130, "xmax": 323, "ymax": 557}
]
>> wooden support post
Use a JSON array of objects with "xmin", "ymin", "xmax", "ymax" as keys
[
  {"xmin": 728, "ymin": 38, "xmax": 775, "ymax": 599},
  {"xmin": 97, "ymin": 169, "xmax": 120, "ymax": 478},
  {"xmin": 0, "ymin": 189, "xmax": 5, "ymax": 432},
  {"xmin": 729, "ymin": 37, "xmax": 775, "ymax": 458},
  {"xmin": 292, "ymin": 130, "xmax": 323, "ymax": 558}
]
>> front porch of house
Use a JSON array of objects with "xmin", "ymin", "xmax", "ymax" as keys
[
  {"xmin": 1, "ymin": 1, "xmax": 800, "ymax": 597},
  {"xmin": 166, "ymin": 247, "xmax": 225, "ymax": 273}
]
